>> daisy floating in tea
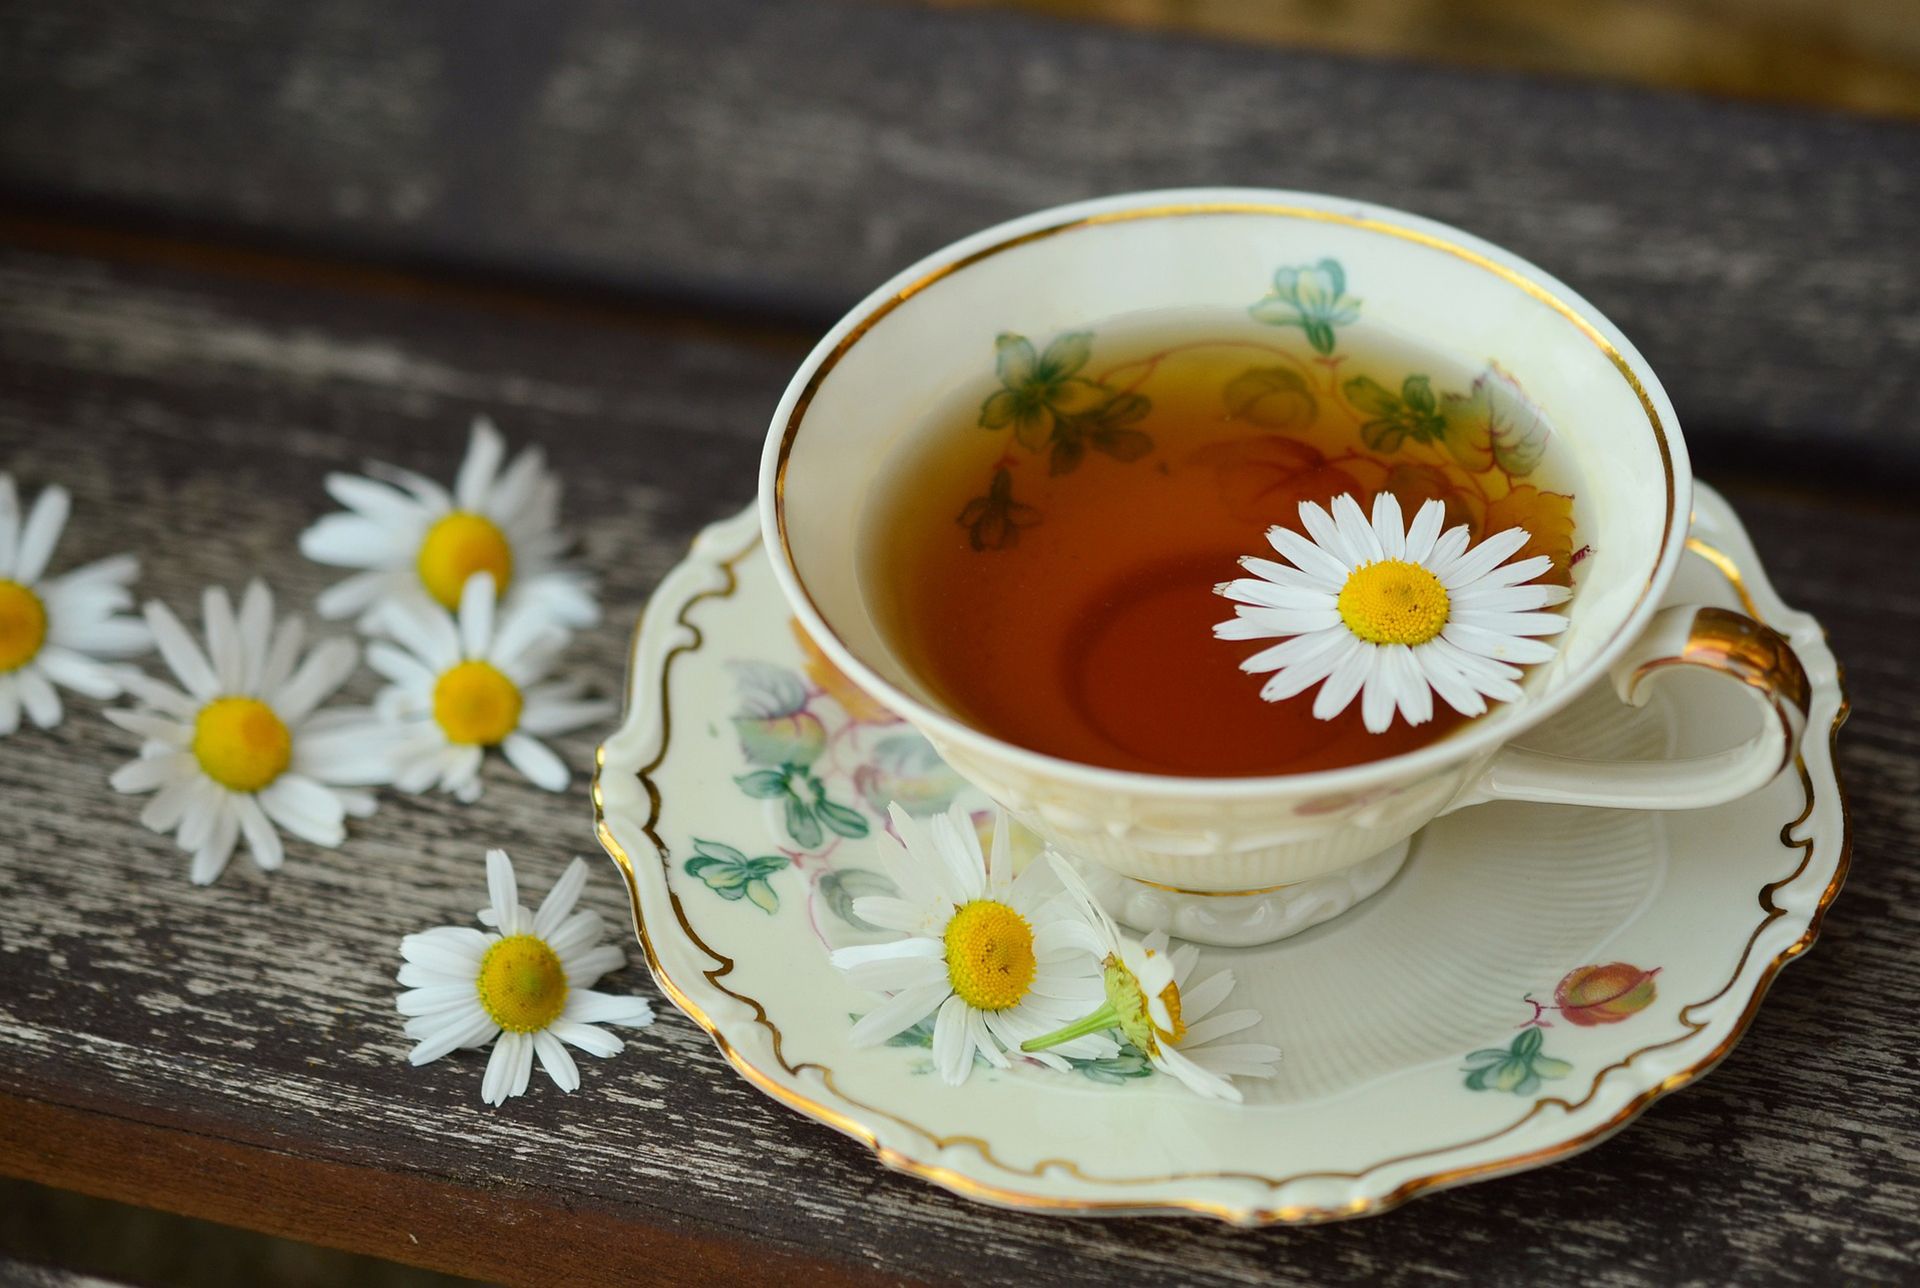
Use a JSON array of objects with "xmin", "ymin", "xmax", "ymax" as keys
[{"xmin": 1214, "ymin": 492, "xmax": 1570, "ymax": 732}]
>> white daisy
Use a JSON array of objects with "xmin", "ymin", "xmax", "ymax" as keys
[
  {"xmin": 1215, "ymin": 492, "xmax": 1572, "ymax": 733},
  {"xmin": 368, "ymin": 571, "xmax": 611, "ymax": 802},
  {"xmin": 0, "ymin": 474, "xmax": 151, "ymax": 733},
  {"xmin": 398, "ymin": 848, "xmax": 655, "ymax": 1105},
  {"xmin": 831, "ymin": 803, "xmax": 1117, "ymax": 1085},
  {"xmin": 1024, "ymin": 854, "xmax": 1283, "ymax": 1102},
  {"xmin": 300, "ymin": 416, "xmax": 598, "ymax": 630},
  {"xmin": 106, "ymin": 581, "xmax": 388, "ymax": 885}
]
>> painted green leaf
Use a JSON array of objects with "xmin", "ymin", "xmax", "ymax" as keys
[
  {"xmin": 818, "ymin": 867, "xmax": 900, "ymax": 931},
  {"xmin": 1223, "ymin": 365, "xmax": 1318, "ymax": 430},
  {"xmin": 1359, "ymin": 418, "xmax": 1409, "ymax": 452},
  {"xmin": 732, "ymin": 712, "xmax": 825, "ymax": 767},
  {"xmin": 744, "ymin": 880, "xmax": 779, "ymax": 915},
  {"xmin": 979, "ymin": 387, "xmax": 1019, "ymax": 429},
  {"xmin": 1049, "ymin": 434, "xmax": 1085, "ymax": 476},
  {"xmin": 1090, "ymin": 427, "xmax": 1152, "ymax": 462},
  {"xmin": 1402, "ymin": 374, "xmax": 1436, "ymax": 415},
  {"xmin": 735, "ymin": 768, "xmax": 791, "ymax": 799},
  {"xmin": 685, "ymin": 839, "xmax": 788, "ymax": 915},
  {"xmin": 1532, "ymin": 1055, "xmax": 1574, "ymax": 1079},
  {"xmin": 730, "ymin": 661, "xmax": 809, "ymax": 718},
  {"xmin": 994, "ymin": 333, "xmax": 1038, "ymax": 387},
  {"xmin": 783, "ymin": 795, "xmax": 824, "ymax": 849},
  {"xmin": 1343, "ymin": 375, "xmax": 1402, "ymax": 419},
  {"xmin": 815, "ymin": 797, "xmax": 870, "ymax": 840},
  {"xmin": 1304, "ymin": 320, "xmax": 1335, "ymax": 354},
  {"xmin": 1012, "ymin": 401, "xmax": 1051, "ymax": 452}
]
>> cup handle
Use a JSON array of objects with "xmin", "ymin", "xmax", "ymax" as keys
[{"xmin": 1444, "ymin": 605, "xmax": 1811, "ymax": 812}]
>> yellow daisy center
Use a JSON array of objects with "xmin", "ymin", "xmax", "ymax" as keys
[
  {"xmin": 0, "ymin": 580, "xmax": 48, "ymax": 672},
  {"xmin": 476, "ymin": 934, "xmax": 569, "ymax": 1032},
  {"xmin": 1337, "ymin": 559, "xmax": 1450, "ymax": 646},
  {"xmin": 416, "ymin": 511, "xmax": 513, "ymax": 610},
  {"xmin": 943, "ymin": 899, "xmax": 1037, "ymax": 1013},
  {"xmin": 192, "ymin": 696, "xmax": 293, "ymax": 793},
  {"xmin": 1104, "ymin": 954, "xmax": 1186, "ymax": 1055},
  {"xmin": 432, "ymin": 660, "xmax": 523, "ymax": 746}
]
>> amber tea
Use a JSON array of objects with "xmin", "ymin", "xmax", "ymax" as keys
[{"xmin": 862, "ymin": 314, "xmax": 1580, "ymax": 777}]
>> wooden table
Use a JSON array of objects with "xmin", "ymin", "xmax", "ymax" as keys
[{"xmin": 1, "ymin": 3, "xmax": 1915, "ymax": 1283}]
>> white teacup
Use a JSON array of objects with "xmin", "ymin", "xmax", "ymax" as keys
[{"xmin": 759, "ymin": 188, "xmax": 1809, "ymax": 946}]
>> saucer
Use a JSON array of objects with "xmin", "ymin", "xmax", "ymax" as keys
[{"xmin": 594, "ymin": 482, "xmax": 1849, "ymax": 1224}]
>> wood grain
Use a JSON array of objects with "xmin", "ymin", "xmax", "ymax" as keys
[
  {"xmin": 0, "ymin": 0, "xmax": 1917, "ymax": 469},
  {"xmin": 0, "ymin": 234, "xmax": 1914, "ymax": 1285}
]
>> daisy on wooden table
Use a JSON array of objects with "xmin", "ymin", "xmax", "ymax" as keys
[
  {"xmin": 0, "ymin": 472, "xmax": 150, "ymax": 734},
  {"xmin": 1023, "ymin": 855, "xmax": 1282, "ymax": 1102},
  {"xmin": 398, "ymin": 848, "xmax": 655, "ymax": 1105},
  {"xmin": 831, "ymin": 802, "xmax": 1117, "ymax": 1085},
  {"xmin": 367, "ymin": 571, "xmax": 611, "ymax": 801},
  {"xmin": 300, "ymin": 416, "xmax": 598, "ymax": 630},
  {"xmin": 106, "ymin": 581, "xmax": 388, "ymax": 884},
  {"xmin": 1215, "ymin": 492, "xmax": 1571, "ymax": 733}
]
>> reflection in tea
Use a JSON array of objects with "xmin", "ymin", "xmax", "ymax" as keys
[{"xmin": 864, "ymin": 314, "xmax": 1579, "ymax": 777}]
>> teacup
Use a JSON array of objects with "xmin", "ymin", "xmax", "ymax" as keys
[{"xmin": 759, "ymin": 188, "xmax": 1809, "ymax": 946}]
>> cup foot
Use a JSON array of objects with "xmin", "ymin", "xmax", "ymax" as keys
[{"xmin": 1062, "ymin": 839, "xmax": 1413, "ymax": 948}]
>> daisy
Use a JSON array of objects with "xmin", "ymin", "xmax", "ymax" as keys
[
  {"xmin": 0, "ymin": 474, "xmax": 151, "ymax": 733},
  {"xmin": 1023, "ymin": 855, "xmax": 1282, "ymax": 1102},
  {"xmin": 398, "ymin": 848, "xmax": 655, "ymax": 1105},
  {"xmin": 831, "ymin": 802, "xmax": 1118, "ymax": 1085},
  {"xmin": 300, "ymin": 416, "xmax": 598, "ymax": 630},
  {"xmin": 1214, "ymin": 492, "xmax": 1572, "ymax": 733},
  {"xmin": 105, "ymin": 582, "xmax": 388, "ymax": 884},
  {"xmin": 368, "ymin": 571, "xmax": 611, "ymax": 802}
]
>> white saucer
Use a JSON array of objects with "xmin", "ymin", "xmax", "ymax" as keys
[{"xmin": 594, "ymin": 482, "xmax": 1848, "ymax": 1223}]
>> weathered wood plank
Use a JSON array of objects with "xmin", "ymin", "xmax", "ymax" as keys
[
  {"xmin": 0, "ymin": 0, "xmax": 1916, "ymax": 467},
  {"xmin": 0, "ymin": 240, "xmax": 1914, "ymax": 1285}
]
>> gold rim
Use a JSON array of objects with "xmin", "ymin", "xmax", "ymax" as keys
[
  {"xmin": 771, "ymin": 201, "xmax": 1681, "ymax": 793},
  {"xmin": 593, "ymin": 529, "xmax": 1849, "ymax": 1224}
]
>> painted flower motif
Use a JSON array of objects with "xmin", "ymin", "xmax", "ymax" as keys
[
  {"xmin": 0, "ymin": 474, "xmax": 151, "ymax": 734},
  {"xmin": 978, "ymin": 331, "xmax": 1111, "ymax": 451},
  {"xmin": 368, "ymin": 572, "xmax": 611, "ymax": 802},
  {"xmin": 1554, "ymin": 962, "xmax": 1660, "ymax": 1027},
  {"xmin": 1249, "ymin": 259, "xmax": 1361, "ymax": 355},
  {"xmin": 1025, "ymin": 855, "xmax": 1282, "ymax": 1102},
  {"xmin": 684, "ymin": 838, "xmax": 789, "ymax": 914},
  {"xmin": 106, "ymin": 582, "xmax": 387, "ymax": 884},
  {"xmin": 397, "ymin": 848, "xmax": 655, "ymax": 1105},
  {"xmin": 830, "ymin": 803, "xmax": 1117, "ymax": 1085},
  {"xmin": 958, "ymin": 467, "xmax": 1042, "ymax": 552},
  {"xmin": 1463, "ymin": 1027, "xmax": 1571, "ymax": 1095},
  {"xmin": 1214, "ymin": 493, "xmax": 1572, "ymax": 733},
  {"xmin": 299, "ymin": 416, "xmax": 598, "ymax": 630}
]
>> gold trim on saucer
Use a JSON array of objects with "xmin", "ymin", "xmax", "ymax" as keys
[
  {"xmin": 592, "ymin": 528, "xmax": 1850, "ymax": 1225},
  {"xmin": 1132, "ymin": 876, "xmax": 1299, "ymax": 898}
]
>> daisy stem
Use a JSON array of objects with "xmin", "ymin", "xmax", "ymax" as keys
[{"xmin": 1020, "ymin": 1001, "xmax": 1120, "ymax": 1053}]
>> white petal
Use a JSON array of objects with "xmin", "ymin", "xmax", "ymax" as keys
[
  {"xmin": 1298, "ymin": 500, "xmax": 1361, "ymax": 569},
  {"xmin": 1220, "ymin": 604, "xmax": 1343, "ymax": 637},
  {"xmin": 1421, "ymin": 525, "xmax": 1474, "ymax": 578},
  {"xmin": 313, "ymin": 570, "xmax": 393, "ymax": 620},
  {"xmin": 533, "ymin": 1030, "xmax": 581, "ymax": 1093},
  {"xmin": 1151, "ymin": 1044, "xmax": 1242, "ymax": 1102},
  {"xmin": 1179, "ymin": 970, "xmax": 1236, "ymax": 1024},
  {"xmin": 1449, "ymin": 609, "xmax": 1570, "ymax": 638},
  {"xmin": 189, "ymin": 804, "xmax": 241, "ymax": 885},
  {"xmin": 1259, "ymin": 632, "xmax": 1360, "ymax": 704},
  {"xmin": 1331, "ymin": 493, "xmax": 1384, "ymax": 564},
  {"xmin": 16, "ymin": 667, "xmax": 61, "ymax": 728},
  {"xmin": 1311, "ymin": 640, "xmax": 1375, "ymax": 722},
  {"xmin": 458, "ymin": 571, "xmax": 496, "ymax": 657},
  {"xmin": 1386, "ymin": 643, "xmax": 1433, "ymax": 726},
  {"xmin": 0, "ymin": 475, "xmax": 16, "ymax": 576},
  {"xmin": 1236, "ymin": 555, "xmax": 1339, "ymax": 593},
  {"xmin": 517, "ymin": 696, "xmax": 614, "ymax": 737},
  {"xmin": 1370, "ymin": 491, "xmax": 1406, "ymax": 560},
  {"xmin": 1411, "ymin": 642, "xmax": 1488, "ymax": 718},
  {"xmin": 145, "ymin": 600, "xmax": 219, "ymax": 699},
  {"xmin": 366, "ymin": 641, "xmax": 438, "ymax": 694},
  {"xmin": 256, "ymin": 774, "xmax": 347, "ymax": 846},
  {"xmin": 502, "ymin": 733, "xmax": 569, "ymax": 791},
  {"xmin": 270, "ymin": 637, "xmax": 358, "ymax": 723},
  {"xmin": 396, "ymin": 983, "xmax": 482, "ymax": 1017},
  {"xmin": 1438, "ymin": 526, "xmax": 1532, "ymax": 588},
  {"xmin": 932, "ymin": 994, "xmax": 975, "ymax": 1086},
  {"xmin": 1401, "ymin": 499, "xmax": 1448, "ymax": 567},
  {"xmin": 1215, "ymin": 578, "xmax": 1337, "ymax": 612},
  {"xmin": 232, "ymin": 793, "xmax": 284, "ymax": 871},
  {"xmin": 1441, "ymin": 622, "xmax": 1560, "ymax": 665},
  {"xmin": 1450, "ymin": 581, "xmax": 1570, "ymax": 612},
  {"xmin": 37, "ymin": 646, "xmax": 123, "ymax": 698},
  {"xmin": 1265, "ymin": 523, "xmax": 1353, "ymax": 584},
  {"xmin": 548, "ymin": 1019, "xmax": 623, "ymax": 1058},
  {"xmin": 139, "ymin": 777, "xmax": 197, "ymax": 832},
  {"xmin": 534, "ymin": 858, "xmax": 590, "ymax": 938},
  {"xmin": 408, "ymin": 1008, "xmax": 498, "ymax": 1065},
  {"xmin": 561, "ymin": 989, "xmax": 654, "ymax": 1029},
  {"xmin": 455, "ymin": 417, "xmax": 507, "ymax": 511},
  {"xmin": 202, "ymin": 586, "xmax": 244, "ymax": 692},
  {"xmin": 1182, "ymin": 1007, "xmax": 1262, "ymax": 1048},
  {"xmin": 14, "ymin": 485, "xmax": 70, "ymax": 584},
  {"xmin": 0, "ymin": 676, "xmax": 17, "ymax": 736},
  {"xmin": 1239, "ymin": 625, "xmax": 1348, "ymax": 676},
  {"xmin": 110, "ymin": 751, "xmax": 194, "ymax": 794},
  {"xmin": 481, "ymin": 1031, "xmax": 525, "ymax": 1105},
  {"xmin": 486, "ymin": 848, "xmax": 519, "ymax": 931},
  {"xmin": 235, "ymin": 582, "xmax": 273, "ymax": 690},
  {"xmin": 847, "ymin": 980, "xmax": 949, "ymax": 1047}
]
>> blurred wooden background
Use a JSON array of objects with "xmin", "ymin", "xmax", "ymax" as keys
[{"xmin": 944, "ymin": 0, "xmax": 1920, "ymax": 116}]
